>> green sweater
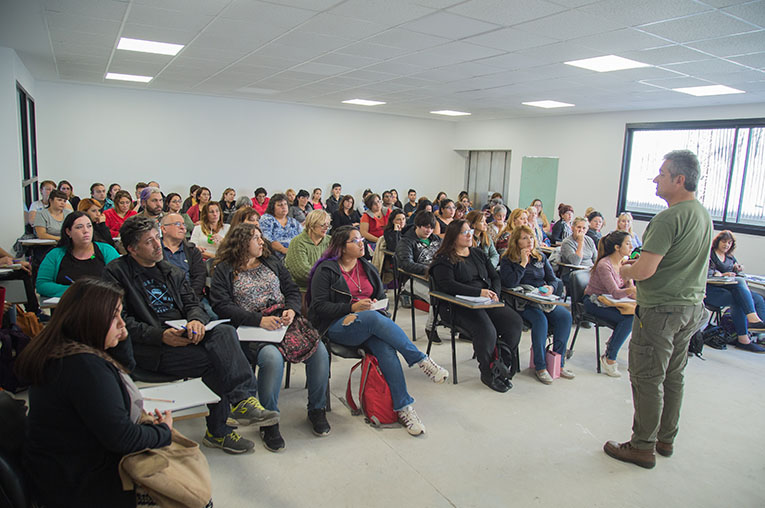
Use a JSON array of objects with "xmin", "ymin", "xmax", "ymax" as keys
[
  {"xmin": 284, "ymin": 230, "xmax": 331, "ymax": 289},
  {"xmin": 36, "ymin": 242, "xmax": 121, "ymax": 298}
]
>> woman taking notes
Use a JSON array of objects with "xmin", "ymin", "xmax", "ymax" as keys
[
  {"xmin": 583, "ymin": 231, "xmax": 636, "ymax": 376},
  {"xmin": 307, "ymin": 226, "xmax": 447, "ymax": 436},
  {"xmin": 18, "ymin": 279, "xmax": 175, "ymax": 507}
]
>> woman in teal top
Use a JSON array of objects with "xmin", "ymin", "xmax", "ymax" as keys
[{"xmin": 37, "ymin": 212, "xmax": 120, "ymax": 298}]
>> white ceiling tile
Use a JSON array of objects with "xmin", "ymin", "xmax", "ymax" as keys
[
  {"xmin": 512, "ymin": 9, "xmax": 625, "ymax": 40},
  {"xmin": 339, "ymin": 69, "xmax": 399, "ymax": 81},
  {"xmin": 728, "ymin": 52, "xmax": 765, "ymax": 69},
  {"xmin": 662, "ymin": 58, "xmax": 751, "ymax": 76},
  {"xmin": 298, "ymin": 13, "xmax": 388, "ymax": 39},
  {"xmin": 362, "ymin": 61, "xmax": 427, "ymax": 75},
  {"xmin": 46, "ymin": 11, "xmax": 120, "ymax": 35},
  {"xmin": 253, "ymin": 42, "xmax": 331, "ymax": 60},
  {"xmin": 448, "ymin": 0, "xmax": 567, "ymax": 26},
  {"xmin": 513, "ymin": 41, "xmax": 605, "ymax": 65},
  {"xmin": 435, "ymin": 61, "xmax": 506, "ymax": 78},
  {"xmin": 120, "ymin": 23, "xmax": 197, "ymax": 45},
  {"xmin": 178, "ymin": 44, "xmax": 251, "ymax": 62},
  {"xmin": 290, "ymin": 61, "xmax": 350, "ymax": 76},
  {"xmin": 365, "ymin": 29, "xmax": 450, "ymax": 50},
  {"xmin": 688, "ymin": 30, "xmax": 765, "ymax": 57},
  {"xmin": 264, "ymin": 0, "xmax": 346, "ymax": 11},
  {"xmin": 464, "ymin": 27, "xmax": 558, "ymax": 52},
  {"xmin": 474, "ymin": 52, "xmax": 541, "ymax": 69},
  {"xmin": 638, "ymin": 11, "xmax": 760, "ymax": 43},
  {"xmin": 313, "ymin": 52, "xmax": 381, "ymax": 67},
  {"xmin": 640, "ymin": 76, "xmax": 717, "ymax": 89},
  {"xmin": 275, "ymin": 31, "xmax": 353, "ymax": 52},
  {"xmin": 620, "ymin": 44, "xmax": 711, "ymax": 65},
  {"xmin": 238, "ymin": 53, "xmax": 303, "ymax": 69},
  {"xmin": 44, "ymin": 0, "xmax": 127, "ymax": 21},
  {"xmin": 197, "ymin": 18, "xmax": 287, "ymax": 47},
  {"xmin": 335, "ymin": 42, "xmax": 414, "ymax": 59},
  {"xmin": 128, "ymin": 5, "xmax": 214, "ymax": 32},
  {"xmin": 572, "ymin": 28, "xmax": 671, "ymax": 53},
  {"xmin": 401, "ymin": 12, "xmax": 499, "ymax": 39},
  {"xmin": 724, "ymin": 1, "xmax": 765, "ymax": 29},
  {"xmin": 328, "ymin": 0, "xmax": 436, "ymax": 25},
  {"xmin": 701, "ymin": 0, "xmax": 758, "ymax": 8},
  {"xmin": 392, "ymin": 41, "xmax": 503, "ymax": 68},
  {"xmin": 579, "ymin": 0, "xmax": 711, "ymax": 27},
  {"xmin": 701, "ymin": 69, "xmax": 765, "ymax": 85},
  {"xmin": 52, "ymin": 41, "xmax": 111, "ymax": 58},
  {"xmin": 131, "ymin": 0, "xmax": 230, "ymax": 16},
  {"xmin": 220, "ymin": 0, "xmax": 316, "ymax": 28},
  {"xmin": 49, "ymin": 28, "xmax": 114, "ymax": 46}
]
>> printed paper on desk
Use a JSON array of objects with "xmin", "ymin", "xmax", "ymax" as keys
[
  {"xmin": 140, "ymin": 378, "xmax": 220, "ymax": 414},
  {"xmin": 165, "ymin": 318, "xmax": 230, "ymax": 331},
  {"xmin": 237, "ymin": 325, "xmax": 287, "ymax": 343},
  {"xmin": 370, "ymin": 298, "xmax": 388, "ymax": 311},
  {"xmin": 456, "ymin": 295, "xmax": 492, "ymax": 304},
  {"xmin": 43, "ymin": 297, "xmax": 60, "ymax": 305}
]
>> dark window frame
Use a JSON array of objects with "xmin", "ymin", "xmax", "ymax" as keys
[
  {"xmin": 617, "ymin": 118, "xmax": 765, "ymax": 236},
  {"xmin": 17, "ymin": 82, "xmax": 39, "ymax": 225}
]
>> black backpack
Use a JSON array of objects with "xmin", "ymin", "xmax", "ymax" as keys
[
  {"xmin": 702, "ymin": 325, "xmax": 735, "ymax": 350},
  {"xmin": 688, "ymin": 329, "xmax": 704, "ymax": 358},
  {"xmin": 0, "ymin": 325, "xmax": 31, "ymax": 393}
]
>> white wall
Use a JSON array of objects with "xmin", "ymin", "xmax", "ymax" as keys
[
  {"xmin": 0, "ymin": 47, "xmax": 35, "ymax": 250},
  {"xmin": 454, "ymin": 104, "xmax": 765, "ymax": 274},
  {"xmin": 35, "ymin": 82, "xmax": 464, "ymax": 206}
]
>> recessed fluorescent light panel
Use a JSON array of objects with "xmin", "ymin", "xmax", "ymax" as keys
[
  {"xmin": 430, "ymin": 110, "xmax": 471, "ymax": 116},
  {"xmin": 105, "ymin": 72, "xmax": 153, "ymax": 83},
  {"xmin": 565, "ymin": 55, "xmax": 650, "ymax": 72},
  {"xmin": 117, "ymin": 37, "xmax": 184, "ymax": 56},
  {"xmin": 673, "ymin": 85, "xmax": 745, "ymax": 97},
  {"xmin": 342, "ymin": 99, "xmax": 386, "ymax": 106},
  {"xmin": 522, "ymin": 100, "xmax": 575, "ymax": 109}
]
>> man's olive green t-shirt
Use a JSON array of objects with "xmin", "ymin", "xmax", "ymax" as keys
[{"xmin": 636, "ymin": 199, "xmax": 712, "ymax": 308}]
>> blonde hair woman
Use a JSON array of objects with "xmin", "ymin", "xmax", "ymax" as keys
[
  {"xmin": 191, "ymin": 201, "xmax": 230, "ymax": 259},
  {"xmin": 616, "ymin": 212, "xmax": 642, "ymax": 248},
  {"xmin": 284, "ymin": 209, "xmax": 332, "ymax": 289},
  {"xmin": 466, "ymin": 210, "xmax": 499, "ymax": 267},
  {"xmin": 495, "ymin": 208, "xmax": 529, "ymax": 256}
]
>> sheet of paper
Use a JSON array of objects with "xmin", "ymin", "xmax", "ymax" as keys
[
  {"xmin": 164, "ymin": 318, "xmax": 230, "ymax": 331},
  {"xmin": 602, "ymin": 294, "xmax": 636, "ymax": 304},
  {"xmin": 21, "ymin": 238, "xmax": 56, "ymax": 245},
  {"xmin": 237, "ymin": 325, "xmax": 287, "ymax": 343},
  {"xmin": 456, "ymin": 295, "xmax": 492, "ymax": 304},
  {"xmin": 139, "ymin": 378, "xmax": 220, "ymax": 414},
  {"xmin": 43, "ymin": 297, "xmax": 60, "ymax": 305},
  {"xmin": 370, "ymin": 298, "xmax": 388, "ymax": 311}
]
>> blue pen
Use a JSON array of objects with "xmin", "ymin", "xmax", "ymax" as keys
[
  {"xmin": 180, "ymin": 326, "xmax": 198, "ymax": 335},
  {"xmin": 64, "ymin": 275, "xmax": 74, "ymax": 284}
]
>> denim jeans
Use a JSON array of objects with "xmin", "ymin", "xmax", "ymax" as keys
[
  {"xmin": 521, "ymin": 305, "xmax": 572, "ymax": 371},
  {"xmin": 327, "ymin": 310, "xmax": 425, "ymax": 411},
  {"xmin": 705, "ymin": 278, "xmax": 765, "ymax": 335},
  {"xmin": 254, "ymin": 342, "xmax": 329, "ymax": 412},
  {"xmin": 583, "ymin": 298, "xmax": 634, "ymax": 360}
]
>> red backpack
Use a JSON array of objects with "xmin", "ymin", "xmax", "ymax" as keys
[{"xmin": 345, "ymin": 353, "xmax": 398, "ymax": 426}]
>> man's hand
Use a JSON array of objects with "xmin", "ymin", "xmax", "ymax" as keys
[
  {"xmin": 185, "ymin": 320, "xmax": 206, "ymax": 343},
  {"xmin": 162, "ymin": 328, "xmax": 190, "ymax": 347}
]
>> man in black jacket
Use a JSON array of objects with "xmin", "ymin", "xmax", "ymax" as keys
[{"xmin": 104, "ymin": 216, "xmax": 277, "ymax": 454}]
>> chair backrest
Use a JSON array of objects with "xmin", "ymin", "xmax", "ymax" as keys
[{"xmin": 569, "ymin": 269, "xmax": 591, "ymax": 320}]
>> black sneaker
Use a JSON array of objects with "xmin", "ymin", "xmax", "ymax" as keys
[
  {"xmin": 202, "ymin": 429, "xmax": 255, "ymax": 454},
  {"xmin": 735, "ymin": 341, "xmax": 765, "ymax": 353},
  {"xmin": 259, "ymin": 423, "xmax": 285, "ymax": 452},
  {"xmin": 425, "ymin": 327, "xmax": 442, "ymax": 344},
  {"xmin": 747, "ymin": 320, "xmax": 765, "ymax": 332},
  {"xmin": 480, "ymin": 371, "xmax": 511, "ymax": 393},
  {"xmin": 308, "ymin": 408, "xmax": 331, "ymax": 436}
]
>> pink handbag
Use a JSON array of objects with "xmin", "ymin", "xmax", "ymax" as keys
[{"xmin": 529, "ymin": 346, "xmax": 561, "ymax": 379}]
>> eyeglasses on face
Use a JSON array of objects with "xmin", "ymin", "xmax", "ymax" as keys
[
  {"xmin": 346, "ymin": 237, "xmax": 364, "ymax": 244},
  {"xmin": 459, "ymin": 229, "xmax": 474, "ymax": 236}
]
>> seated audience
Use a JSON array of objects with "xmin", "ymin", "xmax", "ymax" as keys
[
  {"xmin": 78, "ymin": 198, "xmax": 116, "ymax": 247},
  {"xmin": 390, "ymin": 189, "xmax": 403, "ymax": 209},
  {"xmin": 251, "ymin": 187, "xmax": 269, "ymax": 216},
  {"xmin": 138, "ymin": 187, "xmax": 164, "ymax": 222},
  {"xmin": 382, "ymin": 209, "xmax": 407, "ymax": 252},
  {"xmin": 482, "ymin": 193, "xmax": 503, "ymax": 214},
  {"xmin": 287, "ymin": 188, "xmax": 306, "ymax": 223},
  {"xmin": 359, "ymin": 193, "xmax": 390, "ymax": 248},
  {"xmin": 260, "ymin": 193, "xmax": 302, "ymax": 260},
  {"xmin": 58, "ymin": 180, "xmax": 80, "ymax": 211},
  {"xmin": 104, "ymin": 183, "xmax": 121, "ymax": 211},
  {"xmin": 220, "ymin": 187, "xmax": 238, "ymax": 224},
  {"xmin": 560, "ymin": 217, "xmax": 598, "ymax": 268},
  {"xmin": 530, "ymin": 198, "xmax": 551, "ymax": 232},
  {"xmin": 186, "ymin": 186, "xmax": 211, "ymax": 224},
  {"xmin": 526, "ymin": 205, "xmax": 550, "ymax": 248},
  {"xmin": 615, "ymin": 212, "xmax": 642, "ymax": 249},
  {"xmin": 325, "ymin": 183, "xmax": 342, "ymax": 214},
  {"xmin": 549, "ymin": 203, "xmax": 574, "ymax": 245},
  {"xmin": 132, "ymin": 182, "xmax": 147, "ymax": 212},
  {"xmin": 181, "ymin": 184, "xmax": 199, "ymax": 213},
  {"xmin": 705, "ymin": 230, "xmax": 765, "ymax": 352},
  {"xmin": 295, "ymin": 189, "xmax": 313, "ymax": 217},
  {"xmin": 586, "ymin": 211, "xmax": 604, "ymax": 246},
  {"xmin": 191, "ymin": 201, "xmax": 230, "ymax": 260},
  {"xmin": 583, "ymin": 231, "xmax": 636, "ymax": 376},
  {"xmin": 34, "ymin": 189, "xmax": 72, "ymax": 241},
  {"xmin": 160, "ymin": 213, "xmax": 206, "ymax": 302},
  {"xmin": 307, "ymin": 226, "xmax": 447, "ymax": 436},
  {"xmin": 331, "ymin": 194, "xmax": 361, "ymax": 231},
  {"xmin": 0, "ymin": 246, "xmax": 40, "ymax": 315},
  {"xmin": 361, "ymin": 189, "xmax": 373, "ymax": 208},
  {"xmin": 382, "ymin": 190, "xmax": 395, "ymax": 209},
  {"xmin": 89, "ymin": 183, "xmax": 107, "ymax": 206},
  {"xmin": 284, "ymin": 209, "xmax": 332, "ymax": 290},
  {"xmin": 164, "ymin": 192, "xmax": 194, "ymax": 238},
  {"xmin": 230, "ymin": 206, "xmax": 260, "ymax": 228},
  {"xmin": 104, "ymin": 190, "xmax": 137, "ymax": 238},
  {"xmin": 495, "ymin": 208, "xmax": 529, "ymax": 255},
  {"xmin": 432, "ymin": 192, "xmax": 447, "ymax": 212},
  {"xmin": 458, "ymin": 192, "xmax": 473, "ymax": 212},
  {"xmin": 434, "ymin": 198, "xmax": 456, "ymax": 238},
  {"xmin": 454, "ymin": 202, "xmax": 467, "ymax": 221},
  {"xmin": 235, "ymin": 195, "xmax": 253, "ymax": 210},
  {"xmin": 487, "ymin": 204, "xmax": 507, "ymax": 243},
  {"xmin": 467, "ymin": 210, "xmax": 499, "ymax": 268},
  {"xmin": 404, "ymin": 189, "xmax": 418, "ymax": 216},
  {"xmin": 430, "ymin": 220, "xmax": 523, "ymax": 393},
  {"xmin": 28, "ymin": 180, "xmax": 58, "ymax": 226},
  {"xmin": 104, "ymin": 216, "xmax": 278, "ymax": 454},
  {"xmin": 37, "ymin": 212, "xmax": 120, "ymax": 298},
  {"xmin": 406, "ymin": 198, "xmax": 432, "ymax": 226},
  {"xmin": 211, "ymin": 223, "xmax": 330, "ymax": 451},
  {"xmin": 499, "ymin": 226, "xmax": 574, "ymax": 385},
  {"xmin": 311, "ymin": 188, "xmax": 324, "ymax": 210},
  {"xmin": 17, "ymin": 279, "xmax": 179, "ymax": 507}
]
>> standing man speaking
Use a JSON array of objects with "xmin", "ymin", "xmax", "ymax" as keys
[{"xmin": 604, "ymin": 150, "xmax": 712, "ymax": 469}]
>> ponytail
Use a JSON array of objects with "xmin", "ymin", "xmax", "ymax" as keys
[{"xmin": 592, "ymin": 231, "xmax": 630, "ymax": 270}]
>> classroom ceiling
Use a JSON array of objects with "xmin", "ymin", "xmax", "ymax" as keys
[{"xmin": 2, "ymin": 0, "xmax": 765, "ymax": 120}]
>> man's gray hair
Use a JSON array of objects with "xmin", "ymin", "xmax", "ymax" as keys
[
  {"xmin": 492, "ymin": 204, "xmax": 507, "ymax": 217},
  {"xmin": 664, "ymin": 150, "xmax": 700, "ymax": 192},
  {"xmin": 120, "ymin": 215, "xmax": 159, "ymax": 249}
]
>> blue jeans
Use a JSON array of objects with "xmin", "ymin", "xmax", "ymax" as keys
[
  {"xmin": 583, "ymin": 298, "xmax": 634, "ymax": 360},
  {"xmin": 705, "ymin": 278, "xmax": 765, "ymax": 335},
  {"xmin": 254, "ymin": 342, "xmax": 329, "ymax": 412},
  {"xmin": 327, "ymin": 310, "xmax": 425, "ymax": 411},
  {"xmin": 521, "ymin": 305, "xmax": 572, "ymax": 371}
]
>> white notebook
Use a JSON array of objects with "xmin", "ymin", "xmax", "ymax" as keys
[
  {"xmin": 139, "ymin": 378, "xmax": 221, "ymax": 414},
  {"xmin": 237, "ymin": 325, "xmax": 287, "ymax": 343}
]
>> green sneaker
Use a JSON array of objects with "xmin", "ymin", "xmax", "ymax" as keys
[
  {"xmin": 229, "ymin": 396, "xmax": 280, "ymax": 426},
  {"xmin": 202, "ymin": 429, "xmax": 255, "ymax": 454}
]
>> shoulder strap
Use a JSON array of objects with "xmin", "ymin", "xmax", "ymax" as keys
[{"xmin": 345, "ymin": 358, "xmax": 364, "ymax": 415}]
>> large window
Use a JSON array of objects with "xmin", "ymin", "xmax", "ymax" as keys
[
  {"xmin": 18, "ymin": 82, "xmax": 39, "ymax": 226},
  {"xmin": 618, "ymin": 118, "xmax": 765, "ymax": 235}
]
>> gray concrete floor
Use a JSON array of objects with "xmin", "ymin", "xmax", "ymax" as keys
[{"xmin": 174, "ymin": 297, "xmax": 765, "ymax": 508}]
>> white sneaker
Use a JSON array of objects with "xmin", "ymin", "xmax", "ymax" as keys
[
  {"xmin": 535, "ymin": 369, "xmax": 553, "ymax": 384},
  {"xmin": 600, "ymin": 355, "xmax": 621, "ymax": 378},
  {"xmin": 397, "ymin": 405, "xmax": 426, "ymax": 436},
  {"xmin": 418, "ymin": 356, "xmax": 448, "ymax": 384},
  {"xmin": 559, "ymin": 368, "xmax": 576, "ymax": 379}
]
